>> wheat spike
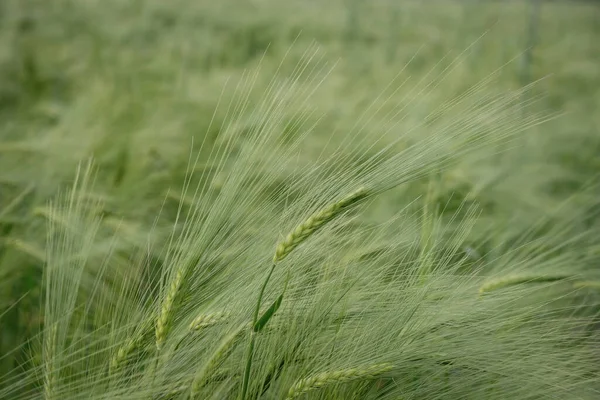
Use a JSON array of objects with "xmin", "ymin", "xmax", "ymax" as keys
[
  {"xmin": 190, "ymin": 325, "xmax": 246, "ymax": 398},
  {"xmin": 110, "ymin": 340, "xmax": 136, "ymax": 374},
  {"xmin": 274, "ymin": 187, "xmax": 368, "ymax": 262},
  {"xmin": 479, "ymin": 273, "xmax": 569, "ymax": 294},
  {"xmin": 285, "ymin": 363, "xmax": 394, "ymax": 399},
  {"xmin": 109, "ymin": 335, "xmax": 142, "ymax": 374},
  {"xmin": 156, "ymin": 267, "xmax": 185, "ymax": 351},
  {"xmin": 189, "ymin": 311, "xmax": 230, "ymax": 331},
  {"xmin": 573, "ymin": 280, "xmax": 600, "ymax": 289},
  {"xmin": 241, "ymin": 187, "xmax": 369, "ymax": 400},
  {"xmin": 109, "ymin": 317, "xmax": 153, "ymax": 374}
]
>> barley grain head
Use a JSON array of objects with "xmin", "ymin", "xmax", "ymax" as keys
[
  {"xmin": 274, "ymin": 187, "xmax": 369, "ymax": 263},
  {"xmin": 285, "ymin": 363, "xmax": 394, "ymax": 399}
]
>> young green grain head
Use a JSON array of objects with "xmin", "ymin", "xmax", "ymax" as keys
[
  {"xmin": 274, "ymin": 187, "xmax": 369, "ymax": 263},
  {"xmin": 285, "ymin": 363, "xmax": 394, "ymax": 399},
  {"xmin": 189, "ymin": 311, "xmax": 230, "ymax": 332}
]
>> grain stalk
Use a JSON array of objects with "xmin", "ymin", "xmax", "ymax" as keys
[
  {"xmin": 418, "ymin": 177, "xmax": 439, "ymax": 281},
  {"xmin": 240, "ymin": 187, "xmax": 369, "ymax": 400},
  {"xmin": 43, "ymin": 322, "xmax": 57, "ymax": 400}
]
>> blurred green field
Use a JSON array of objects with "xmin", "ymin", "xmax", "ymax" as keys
[{"xmin": 1, "ymin": 0, "xmax": 599, "ymax": 398}]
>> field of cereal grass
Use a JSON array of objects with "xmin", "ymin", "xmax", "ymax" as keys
[{"xmin": 1, "ymin": 1, "xmax": 599, "ymax": 398}]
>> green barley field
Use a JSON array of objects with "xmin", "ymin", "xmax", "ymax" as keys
[{"xmin": 1, "ymin": 0, "xmax": 599, "ymax": 399}]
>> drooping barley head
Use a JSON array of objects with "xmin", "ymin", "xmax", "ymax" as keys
[
  {"xmin": 274, "ymin": 187, "xmax": 368, "ymax": 263},
  {"xmin": 156, "ymin": 267, "xmax": 185, "ymax": 351},
  {"xmin": 189, "ymin": 311, "xmax": 230, "ymax": 332},
  {"xmin": 190, "ymin": 324, "xmax": 246, "ymax": 398},
  {"xmin": 479, "ymin": 273, "xmax": 569, "ymax": 295},
  {"xmin": 285, "ymin": 363, "xmax": 394, "ymax": 399}
]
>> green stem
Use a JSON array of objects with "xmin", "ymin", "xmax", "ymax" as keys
[{"xmin": 240, "ymin": 263, "xmax": 276, "ymax": 400}]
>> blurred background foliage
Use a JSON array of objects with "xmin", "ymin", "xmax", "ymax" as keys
[{"xmin": 0, "ymin": 0, "xmax": 599, "ymax": 390}]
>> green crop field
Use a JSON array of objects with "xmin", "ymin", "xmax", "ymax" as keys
[{"xmin": 1, "ymin": 0, "xmax": 599, "ymax": 399}]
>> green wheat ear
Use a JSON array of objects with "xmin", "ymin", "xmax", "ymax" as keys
[
  {"xmin": 190, "ymin": 324, "xmax": 247, "ymax": 398},
  {"xmin": 156, "ymin": 267, "xmax": 185, "ymax": 351},
  {"xmin": 274, "ymin": 187, "xmax": 369, "ymax": 262},
  {"xmin": 285, "ymin": 363, "xmax": 394, "ymax": 399},
  {"xmin": 479, "ymin": 273, "xmax": 570, "ymax": 295},
  {"xmin": 109, "ymin": 318, "xmax": 153, "ymax": 375},
  {"xmin": 240, "ymin": 187, "xmax": 370, "ymax": 400},
  {"xmin": 109, "ymin": 338, "xmax": 137, "ymax": 375},
  {"xmin": 189, "ymin": 311, "xmax": 230, "ymax": 331},
  {"xmin": 573, "ymin": 280, "xmax": 600, "ymax": 290}
]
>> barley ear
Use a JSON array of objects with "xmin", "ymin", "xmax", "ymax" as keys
[
  {"xmin": 573, "ymin": 280, "xmax": 600, "ymax": 290},
  {"xmin": 274, "ymin": 187, "xmax": 369, "ymax": 263},
  {"xmin": 241, "ymin": 187, "xmax": 369, "ymax": 400},
  {"xmin": 109, "ymin": 339, "xmax": 136, "ymax": 375},
  {"xmin": 189, "ymin": 311, "xmax": 230, "ymax": 332},
  {"xmin": 479, "ymin": 273, "xmax": 570, "ymax": 295},
  {"xmin": 110, "ymin": 318, "xmax": 153, "ymax": 374},
  {"xmin": 156, "ymin": 267, "xmax": 185, "ymax": 351},
  {"xmin": 285, "ymin": 363, "xmax": 394, "ymax": 399},
  {"xmin": 190, "ymin": 325, "xmax": 246, "ymax": 398},
  {"xmin": 109, "ymin": 335, "xmax": 144, "ymax": 375}
]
